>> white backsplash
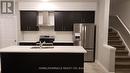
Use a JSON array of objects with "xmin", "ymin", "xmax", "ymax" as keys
[
  {"xmin": 0, "ymin": 15, "xmax": 17, "ymax": 48},
  {"xmin": 23, "ymin": 27, "xmax": 73, "ymax": 41}
]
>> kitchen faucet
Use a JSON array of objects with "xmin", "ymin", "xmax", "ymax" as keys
[
  {"xmin": 36, "ymin": 41, "xmax": 45, "ymax": 48},
  {"xmin": 39, "ymin": 41, "xmax": 45, "ymax": 48}
]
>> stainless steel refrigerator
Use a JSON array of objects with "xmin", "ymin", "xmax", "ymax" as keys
[{"xmin": 73, "ymin": 23, "xmax": 95, "ymax": 62}]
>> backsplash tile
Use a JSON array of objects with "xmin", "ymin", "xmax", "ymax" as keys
[{"xmin": 23, "ymin": 27, "xmax": 73, "ymax": 41}]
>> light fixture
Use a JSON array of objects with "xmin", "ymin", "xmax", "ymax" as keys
[{"xmin": 41, "ymin": 0, "xmax": 49, "ymax": 2}]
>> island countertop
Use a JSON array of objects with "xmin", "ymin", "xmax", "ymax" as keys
[{"xmin": 0, "ymin": 46, "xmax": 87, "ymax": 53}]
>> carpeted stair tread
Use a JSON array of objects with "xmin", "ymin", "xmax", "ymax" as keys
[
  {"xmin": 108, "ymin": 40, "xmax": 122, "ymax": 45},
  {"xmin": 116, "ymin": 62, "xmax": 130, "ymax": 65},
  {"xmin": 108, "ymin": 28, "xmax": 130, "ymax": 73},
  {"xmin": 116, "ymin": 50, "xmax": 128, "ymax": 53},
  {"xmin": 111, "ymin": 45, "xmax": 125, "ymax": 48},
  {"xmin": 108, "ymin": 32, "xmax": 118, "ymax": 36},
  {"xmin": 116, "ymin": 56, "xmax": 130, "ymax": 58},
  {"xmin": 116, "ymin": 69, "xmax": 130, "ymax": 73}
]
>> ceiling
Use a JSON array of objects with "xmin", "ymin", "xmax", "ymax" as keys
[{"xmin": 18, "ymin": 0, "xmax": 96, "ymax": 2}]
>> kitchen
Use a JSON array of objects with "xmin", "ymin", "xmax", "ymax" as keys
[{"xmin": 0, "ymin": 0, "xmax": 99, "ymax": 73}]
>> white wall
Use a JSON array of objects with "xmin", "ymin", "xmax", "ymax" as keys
[
  {"xmin": 109, "ymin": 0, "xmax": 118, "ymax": 15},
  {"xmin": 95, "ymin": 0, "xmax": 112, "ymax": 72},
  {"xmin": 110, "ymin": 0, "xmax": 130, "ymax": 31},
  {"xmin": 0, "ymin": 1, "xmax": 18, "ymax": 48},
  {"xmin": 0, "ymin": 18, "xmax": 1, "ymax": 48},
  {"xmin": 96, "ymin": 44, "xmax": 116, "ymax": 72},
  {"xmin": 0, "ymin": 15, "xmax": 17, "ymax": 48},
  {"xmin": 18, "ymin": 2, "xmax": 97, "ymax": 11}
]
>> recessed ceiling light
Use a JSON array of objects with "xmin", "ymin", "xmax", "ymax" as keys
[{"xmin": 42, "ymin": 0, "xmax": 49, "ymax": 2}]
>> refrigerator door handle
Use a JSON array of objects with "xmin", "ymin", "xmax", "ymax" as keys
[
  {"xmin": 84, "ymin": 25, "xmax": 87, "ymax": 48},
  {"xmin": 81, "ymin": 24, "xmax": 84, "ymax": 46}
]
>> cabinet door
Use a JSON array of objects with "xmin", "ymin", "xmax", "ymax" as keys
[
  {"xmin": 20, "ymin": 11, "xmax": 39, "ymax": 31},
  {"xmin": 54, "ymin": 11, "xmax": 95, "ymax": 31},
  {"xmin": 71, "ymin": 12, "xmax": 82, "ymax": 23},
  {"xmin": 54, "ymin": 12, "xmax": 64, "ymax": 31},
  {"xmin": 62, "ymin": 12, "xmax": 73, "ymax": 31},
  {"xmin": 55, "ymin": 12, "xmax": 73, "ymax": 31},
  {"xmin": 71, "ymin": 11, "xmax": 95, "ymax": 23},
  {"xmin": 81, "ymin": 11, "xmax": 95, "ymax": 23}
]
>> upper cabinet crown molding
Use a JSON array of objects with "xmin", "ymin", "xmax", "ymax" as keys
[{"xmin": 18, "ymin": 2, "xmax": 97, "ymax": 11}]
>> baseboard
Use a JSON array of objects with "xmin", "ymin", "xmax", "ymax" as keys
[{"xmin": 95, "ymin": 60, "xmax": 115, "ymax": 73}]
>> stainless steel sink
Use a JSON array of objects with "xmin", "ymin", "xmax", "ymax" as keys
[{"xmin": 31, "ymin": 46, "xmax": 54, "ymax": 49}]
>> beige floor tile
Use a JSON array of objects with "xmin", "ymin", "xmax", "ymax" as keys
[{"xmin": 84, "ymin": 63, "xmax": 107, "ymax": 73}]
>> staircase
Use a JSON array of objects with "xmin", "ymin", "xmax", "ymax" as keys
[{"xmin": 108, "ymin": 28, "xmax": 130, "ymax": 73}]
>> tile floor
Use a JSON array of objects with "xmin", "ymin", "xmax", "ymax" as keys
[{"xmin": 84, "ymin": 63, "xmax": 106, "ymax": 73}]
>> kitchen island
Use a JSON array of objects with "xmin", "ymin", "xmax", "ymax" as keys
[{"xmin": 0, "ymin": 46, "xmax": 86, "ymax": 73}]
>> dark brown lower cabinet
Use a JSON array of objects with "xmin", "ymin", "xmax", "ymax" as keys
[{"xmin": 1, "ymin": 53, "xmax": 84, "ymax": 73}]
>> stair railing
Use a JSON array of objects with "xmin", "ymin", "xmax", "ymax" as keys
[{"xmin": 109, "ymin": 15, "xmax": 130, "ymax": 55}]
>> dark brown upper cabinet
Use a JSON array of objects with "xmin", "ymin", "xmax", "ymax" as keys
[
  {"xmin": 54, "ymin": 11, "xmax": 95, "ymax": 31},
  {"xmin": 71, "ymin": 11, "xmax": 95, "ymax": 23},
  {"xmin": 54, "ymin": 12, "xmax": 64, "ymax": 31},
  {"xmin": 20, "ymin": 11, "xmax": 39, "ymax": 31},
  {"xmin": 55, "ymin": 12, "xmax": 73, "ymax": 31}
]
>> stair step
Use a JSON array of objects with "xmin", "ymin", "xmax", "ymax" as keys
[
  {"xmin": 108, "ymin": 45, "xmax": 125, "ymax": 50},
  {"xmin": 108, "ymin": 28, "xmax": 130, "ymax": 72},
  {"xmin": 108, "ymin": 35, "xmax": 118, "ymax": 37},
  {"xmin": 108, "ymin": 40, "xmax": 122, "ymax": 42},
  {"xmin": 108, "ymin": 36, "xmax": 120, "ymax": 40},
  {"xmin": 116, "ymin": 62, "xmax": 130, "ymax": 65},
  {"xmin": 116, "ymin": 48, "xmax": 126, "ymax": 50},
  {"xmin": 108, "ymin": 36, "xmax": 120, "ymax": 38},
  {"xmin": 116, "ymin": 62, "xmax": 130, "ymax": 69},
  {"xmin": 116, "ymin": 56, "xmax": 130, "ymax": 62},
  {"xmin": 116, "ymin": 50, "xmax": 128, "ymax": 53},
  {"xmin": 108, "ymin": 40, "xmax": 122, "ymax": 45},
  {"xmin": 109, "ymin": 32, "xmax": 117, "ymax": 34},
  {"xmin": 116, "ymin": 56, "xmax": 130, "ymax": 58},
  {"xmin": 111, "ymin": 45, "xmax": 125, "ymax": 49},
  {"xmin": 109, "ymin": 28, "xmax": 115, "ymax": 32},
  {"xmin": 108, "ymin": 32, "xmax": 118, "ymax": 36},
  {"xmin": 111, "ymin": 45, "xmax": 126, "ymax": 50},
  {"xmin": 116, "ymin": 50, "xmax": 129, "ymax": 56},
  {"xmin": 115, "ymin": 69, "xmax": 130, "ymax": 73},
  {"xmin": 108, "ymin": 38, "xmax": 120, "ymax": 40}
]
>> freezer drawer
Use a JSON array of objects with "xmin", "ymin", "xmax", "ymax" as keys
[{"xmin": 84, "ymin": 50, "xmax": 94, "ymax": 62}]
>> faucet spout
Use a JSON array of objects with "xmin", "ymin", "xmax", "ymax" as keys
[{"xmin": 39, "ymin": 41, "xmax": 45, "ymax": 48}]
